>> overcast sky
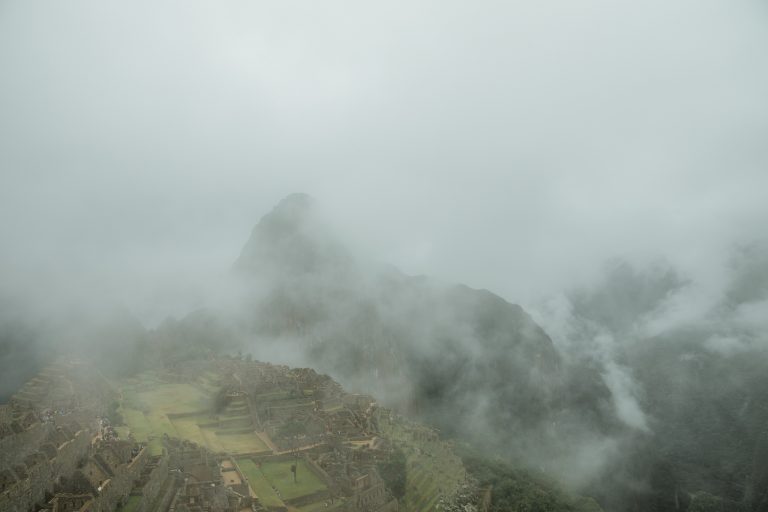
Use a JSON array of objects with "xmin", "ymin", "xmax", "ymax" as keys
[{"xmin": 1, "ymin": 1, "xmax": 767, "ymax": 324}]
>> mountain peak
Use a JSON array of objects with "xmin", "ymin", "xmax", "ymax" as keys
[
  {"xmin": 272, "ymin": 192, "xmax": 315, "ymax": 216},
  {"xmin": 233, "ymin": 193, "xmax": 350, "ymax": 276}
]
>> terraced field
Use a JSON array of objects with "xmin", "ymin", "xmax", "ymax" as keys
[
  {"xmin": 204, "ymin": 430, "xmax": 269, "ymax": 453},
  {"xmin": 114, "ymin": 370, "xmax": 448, "ymax": 510},
  {"xmin": 117, "ymin": 372, "xmax": 270, "ymax": 455},
  {"xmin": 169, "ymin": 415, "xmax": 209, "ymax": 445},
  {"xmin": 405, "ymin": 459, "xmax": 452, "ymax": 511},
  {"xmin": 382, "ymin": 420, "xmax": 467, "ymax": 512}
]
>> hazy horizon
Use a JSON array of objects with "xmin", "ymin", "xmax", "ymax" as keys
[
  {"xmin": 2, "ymin": 1, "xmax": 767, "ymax": 326},
  {"xmin": 2, "ymin": 5, "xmax": 768, "ymax": 510}
]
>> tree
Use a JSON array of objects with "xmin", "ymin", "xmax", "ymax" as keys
[
  {"xmin": 213, "ymin": 387, "xmax": 231, "ymax": 413},
  {"xmin": 377, "ymin": 447, "xmax": 407, "ymax": 500}
]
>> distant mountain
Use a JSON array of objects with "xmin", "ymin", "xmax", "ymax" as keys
[
  {"xmin": 146, "ymin": 194, "xmax": 768, "ymax": 512},
  {"xmin": 230, "ymin": 194, "xmax": 613, "ymax": 466},
  {"xmin": 7, "ymin": 193, "xmax": 766, "ymax": 511},
  {"xmin": 0, "ymin": 302, "xmax": 44, "ymax": 403},
  {"xmin": 234, "ymin": 193, "xmax": 353, "ymax": 277}
]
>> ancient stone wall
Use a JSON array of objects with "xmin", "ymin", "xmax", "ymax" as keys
[
  {"xmin": 1, "ymin": 450, "xmax": 54, "ymax": 512},
  {"xmin": 0, "ymin": 424, "xmax": 92, "ymax": 512},
  {"xmin": 94, "ymin": 446, "xmax": 149, "ymax": 512},
  {"xmin": 375, "ymin": 498, "xmax": 400, "ymax": 512},
  {"xmin": 151, "ymin": 473, "xmax": 179, "ymax": 512},
  {"xmin": 0, "ymin": 421, "xmax": 51, "ymax": 468},
  {"xmin": 132, "ymin": 455, "xmax": 170, "ymax": 512},
  {"xmin": 55, "ymin": 429, "xmax": 91, "ymax": 480},
  {"xmin": 304, "ymin": 454, "xmax": 335, "ymax": 488}
]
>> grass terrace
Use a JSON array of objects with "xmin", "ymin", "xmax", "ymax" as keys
[
  {"xmin": 254, "ymin": 390, "xmax": 292, "ymax": 402},
  {"xmin": 203, "ymin": 430, "xmax": 270, "ymax": 454},
  {"xmin": 117, "ymin": 371, "xmax": 271, "ymax": 455},
  {"xmin": 236, "ymin": 458, "xmax": 328, "ymax": 507},
  {"xmin": 382, "ymin": 419, "xmax": 467, "ymax": 512}
]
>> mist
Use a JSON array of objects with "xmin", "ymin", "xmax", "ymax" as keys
[
  {"xmin": 2, "ymin": 0, "xmax": 767, "ymax": 323},
  {"xmin": 1, "ymin": 2, "xmax": 768, "ymax": 511}
]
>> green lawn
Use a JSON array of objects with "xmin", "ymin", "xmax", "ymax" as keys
[
  {"xmin": 169, "ymin": 417, "xmax": 207, "ymax": 445},
  {"xmin": 121, "ymin": 401, "xmax": 269, "ymax": 455},
  {"xmin": 136, "ymin": 383, "xmax": 209, "ymax": 414},
  {"xmin": 119, "ymin": 495, "xmax": 142, "ymax": 512},
  {"xmin": 298, "ymin": 498, "xmax": 347, "ymax": 511},
  {"xmin": 118, "ymin": 374, "xmax": 214, "ymax": 452},
  {"xmin": 146, "ymin": 412, "xmax": 179, "ymax": 437},
  {"xmin": 206, "ymin": 431, "xmax": 270, "ymax": 454},
  {"xmin": 147, "ymin": 438, "xmax": 163, "ymax": 456},
  {"xmin": 236, "ymin": 458, "xmax": 327, "ymax": 506},
  {"xmin": 237, "ymin": 458, "xmax": 285, "ymax": 508},
  {"xmin": 261, "ymin": 460, "xmax": 326, "ymax": 501},
  {"xmin": 121, "ymin": 408, "xmax": 152, "ymax": 441},
  {"xmin": 117, "ymin": 373, "xmax": 274, "ymax": 457}
]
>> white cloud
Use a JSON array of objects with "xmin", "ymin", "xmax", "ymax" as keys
[{"xmin": 0, "ymin": 0, "xmax": 766, "ymax": 322}]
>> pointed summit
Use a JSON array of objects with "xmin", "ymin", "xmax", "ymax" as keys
[
  {"xmin": 233, "ymin": 193, "xmax": 351, "ymax": 276},
  {"xmin": 266, "ymin": 192, "xmax": 315, "ymax": 225}
]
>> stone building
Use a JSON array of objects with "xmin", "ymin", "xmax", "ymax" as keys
[
  {"xmin": 121, "ymin": 454, "xmax": 177, "ymax": 512},
  {"xmin": 47, "ymin": 493, "xmax": 93, "ymax": 512},
  {"xmin": 0, "ymin": 408, "xmax": 92, "ymax": 512},
  {"xmin": 165, "ymin": 438, "xmax": 247, "ymax": 512},
  {"xmin": 64, "ymin": 440, "xmax": 150, "ymax": 511},
  {"xmin": 348, "ymin": 470, "xmax": 399, "ymax": 512}
]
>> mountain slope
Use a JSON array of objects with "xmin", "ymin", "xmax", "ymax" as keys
[{"xmin": 230, "ymin": 194, "xmax": 612, "ymax": 469}]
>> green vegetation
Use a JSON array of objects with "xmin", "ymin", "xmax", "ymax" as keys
[
  {"xmin": 236, "ymin": 458, "xmax": 284, "ymax": 508},
  {"xmin": 254, "ymin": 390, "xmax": 291, "ymax": 401},
  {"xmin": 121, "ymin": 408, "xmax": 152, "ymax": 440},
  {"xmin": 377, "ymin": 447, "xmax": 406, "ymax": 500},
  {"xmin": 236, "ymin": 458, "xmax": 327, "ymax": 506},
  {"xmin": 134, "ymin": 382, "xmax": 209, "ymax": 413},
  {"xmin": 117, "ymin": 371, "xmax": 269, "ymax": 455},
  {"xmin": 118, "ymin": 495, "xmax": 142, "ymax": 512},
  {"xmin": 297, "ymin": 498, "xmax": 347, "ymax": 511},
  {"xmin": 146, "ymin": 411, "xmax": 178, "ymax": 437},
  {"xmin": 204, "ymin": 430, "xmax": 269, "ymax": 453},
  {"xmin": 262, "ymin": 460, "xmax": 326, "ymax": 500},
  {"xmin": 169, "ymin": 416, "xmax": 208, "ymax": 445},
  {"xmin": 107, "ymin": 400, "xmax": 124, "ymax": 425},
  {"xmin": 687, "ymin": 492, "xmax": 747, "ymax": 512},
  {"xmin": 276, "ymin": 419, "xmax": 307, "ymax": 440},
  {"xmin": 462, "ymin": 455, "xmax": 603, "ymax": 512},
  {"xmin": 380, "ymin": 420, "xmax": 466, "ymax": 511}
]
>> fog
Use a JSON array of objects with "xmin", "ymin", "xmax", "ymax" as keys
[
  {"xmin": 1, "ymin": 0, "xmax": 767, "ymax": 327},
  {"xmin": 1, "ymin": 3, "xmax": 768, "ymax": 508}
]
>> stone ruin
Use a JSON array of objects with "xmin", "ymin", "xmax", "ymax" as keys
[{"xmin": 1, "ymin": 355, "xmax": 480, "ymax": 512}]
